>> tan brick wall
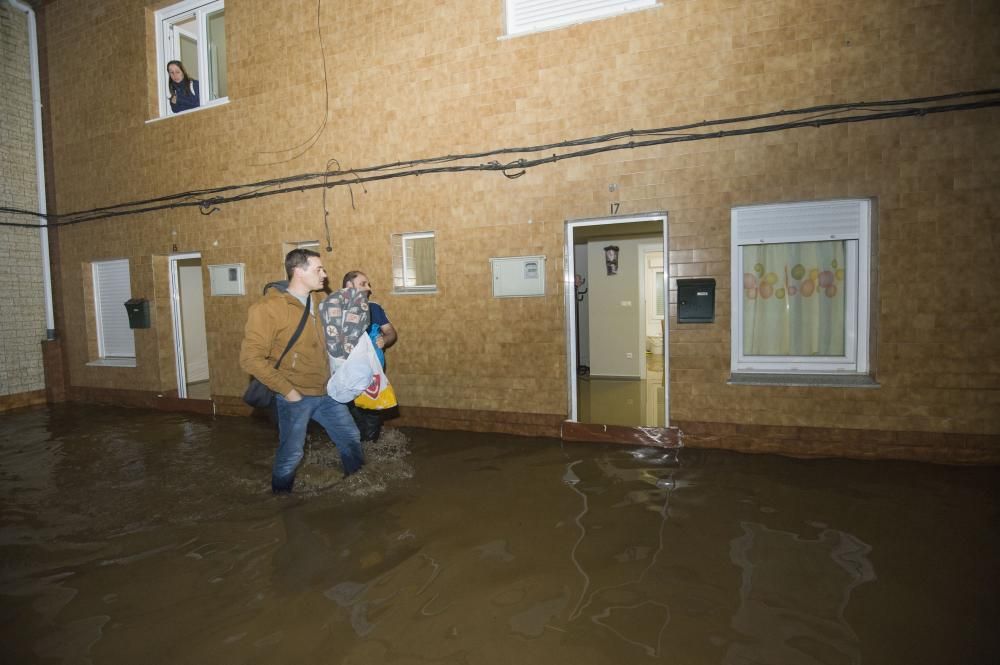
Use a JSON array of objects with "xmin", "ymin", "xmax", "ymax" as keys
[
  {"xmin": 38, "ymin": 0, "xmax": 1000, "ymax": 439},
  {"xmin": 0, "ymin": 4, "xmax": 47, "ymax": 398}
]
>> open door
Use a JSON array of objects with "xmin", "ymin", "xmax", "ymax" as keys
[
  {"xmin": 169, "ymin": 253, "xmax": 211, "ymax": 400},
  {"xmin": 564, "ymin": 213, "xmax": 678, "ymax": 446}
]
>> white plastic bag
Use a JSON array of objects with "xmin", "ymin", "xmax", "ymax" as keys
[{"xmin": 326, "ymin": 335, "xmax": 376, "ymax": 403}]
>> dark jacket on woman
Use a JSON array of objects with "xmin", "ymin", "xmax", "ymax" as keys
[{"xmin": 170, "ymin": 79, "xmax": 200, "ymax": 113}]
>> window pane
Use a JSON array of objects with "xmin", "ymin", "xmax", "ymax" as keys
[
  {"xmin": 742, "ymin": 241, "xmax": 846, "ymax": 357},
  {"xmin": 404, "ymin": 236, "xmax": 436, "ymax": 287},
  {"xmin": 207, "ymin": 9, "xmax": 227, "ymax": 99},
  {"xmin": 178, "ymin": 30, "xmax": 199, "ymax": 79}
]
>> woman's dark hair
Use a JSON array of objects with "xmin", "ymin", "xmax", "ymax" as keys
[
  {"xmin": 342, "ymin": 271, "xmax": 365, "ymax": 288},
  {"xmin": 166, "ymin": 60, "xmax": 192, "ymax": 94}
]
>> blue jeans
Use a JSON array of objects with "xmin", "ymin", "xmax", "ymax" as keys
[{"xmin": 272, "ymin": 394, "xmax": 364, "ymax": 493}]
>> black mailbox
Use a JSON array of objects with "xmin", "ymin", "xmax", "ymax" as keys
[
  {"xmin": 677, "ymin": 278, "xmax": 715, "ymax": 323},
  {"xmin": 124, "ymin": 298, "xmax": 150, "ymax": 329}
]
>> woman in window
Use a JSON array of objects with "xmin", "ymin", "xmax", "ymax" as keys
[{"xmin": 167, "ymin": 60, "xmax": 200, "ymax": 113}]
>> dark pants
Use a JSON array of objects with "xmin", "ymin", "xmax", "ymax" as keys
[{"xmin": 349, "ymin": 403, "xmax": 382, "ymax": 442}]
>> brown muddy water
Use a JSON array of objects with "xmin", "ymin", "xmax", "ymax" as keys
[{"xmin": 1, "ymin": 405, "xmax": 998, "ymax": 665}]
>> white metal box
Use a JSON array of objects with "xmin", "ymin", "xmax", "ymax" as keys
[
  {"xmin": 490, "ymin": 255, "xmax": 545, "ymax": 297},
  {"xmin": 208, "ymin": 263, "xmax": 246, "ymax": 296}
]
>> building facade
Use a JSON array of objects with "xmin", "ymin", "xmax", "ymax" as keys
[
  {"xmin": 0, "ymin": 1, "xmax": 47, "ymax": 410},
  {"xmin": 23, "ymin": 0, "xmax": 1000, "ymax": 461}
]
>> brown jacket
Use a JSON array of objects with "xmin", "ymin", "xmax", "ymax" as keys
[{"xmin": 239, "ymin": 286, "xmax": 329, "ymax": 397}]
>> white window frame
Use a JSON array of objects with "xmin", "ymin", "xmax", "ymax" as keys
[
  {"xmin": 730, "ymin": 199, "xmax": 872, "ymax": 376},
  {"xmin": 504, "ymin": 0, "xmax": 658, "ymax": 37},
  {"xmin": 92, "ymin": 259, "xmax": 136, "ymax": 361},
  {"xmin": 392, "ymin": 231, "xmax": 437, "ymax": 294},
  {"xmin": 154, "ymin": 0, "xmax": 228, "ymax": 118}
]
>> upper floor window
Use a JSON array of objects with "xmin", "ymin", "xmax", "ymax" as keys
[
  {"xmin": 155, "ymin": 0, "xmax": 227, "ymax": 117},
  {"xmin": 505, "ymin": 0, "xmax": 657, "ymax": 37},
  {"xmin": 392, "ymin": 232, "xmax": 437, "ymax": 293},
  {"xmin": 730, "ymin": 199, "xmax": 872, "ymax": 376}
]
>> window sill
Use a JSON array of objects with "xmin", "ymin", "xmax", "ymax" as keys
[
  {"xmin": 392, "ymin": 288, "xmax": 438, "ymax": 295},
  {"xmin": 145, "ymin": 97, "xmax": 229, "ymax": 124},
  {"xmin": 87, "ymin": 358, "xmax": 137, "ymax": 368},
  {"xmin": 728, "ymin": 373, "xmax": 878, "ymax": 388}
]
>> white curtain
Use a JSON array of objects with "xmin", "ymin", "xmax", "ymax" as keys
[
  {"xmin": 742, "ymin": 241, "xmax": 846, "ymax": 357},
  {"xmin": 407, "ymin": 236, "xmax": 436, "ymax": 287}
]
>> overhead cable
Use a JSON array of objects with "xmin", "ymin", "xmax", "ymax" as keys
[{"xmin": 1, "ymin": 89, "xmax": 998, "ymax": 229}]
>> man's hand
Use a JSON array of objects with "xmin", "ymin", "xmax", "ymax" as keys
[
  {"xmin": 285, "ymin": 388, "xmax": 303, "ymax": 402},
  {"xmin": 375, "ymin": 335, "xmax": 385, "ymax": 349},
  {"xmin": 380, "ymin": 324, "xmax": 397, "ymax": 350}
]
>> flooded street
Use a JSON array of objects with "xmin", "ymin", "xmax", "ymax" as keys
[{"xmin": 1, "ymin": 405, "xmax": 998, "ymax": 664}]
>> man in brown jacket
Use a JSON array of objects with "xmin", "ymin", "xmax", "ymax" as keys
[{"xmin": 240, "ymin": 249, "xmax": 364, "ymax": 493}]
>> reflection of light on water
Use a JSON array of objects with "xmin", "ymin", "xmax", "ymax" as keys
[
  {"xmin": 628, "ymin": 447, "xmax": 681, "ymax": 466},
  {"xmin": 510, "ymin": 596, "xmax": 569, "ymax": 638},
  {"xmin": 323, "ymin": 549, "xmax": 448, "ymax": 636},
  {"xmin": 419, "ymin": 591, "xmax": 450, "ymax": 617},
  {"xmin": 416, "ymin": 553, "xmax": 441, "ymax": 595},
  {"xmin": 590, "ymin": 599, "xmax": 671, "ymax": 657},
  {"xmin": 562, "ymin": 452, "xmax": 680, "ymax": 656},
  {"xmin": 727, "ymin": 523, "xmax": 876, "ymax": 665},
  {"xmin": 324, "ymin": 577, "xmax": 403, "ymax": 637},
  {"xmin": 564, "ymin": 460, "xmax": 591, "ymax": 621}
]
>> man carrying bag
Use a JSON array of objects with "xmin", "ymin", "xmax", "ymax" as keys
[{"xmin": 239, "ymin": 249, "xmax": 364, "ymax": 493}]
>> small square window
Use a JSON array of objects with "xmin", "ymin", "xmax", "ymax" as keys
[
  {"xmin": 155, "ymin": 0, "xmax": 227, "ymax": 117},
  {"xmin": 392, "ymin": 232, "xmax": 437, "ymax": 293}
]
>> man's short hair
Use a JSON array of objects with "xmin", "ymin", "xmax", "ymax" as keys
[
  {"xmin": 285, "ymin": 248, "xmax": 320, "ymax": 279},
  {"xmin": 342, "ymin": 270, "xmax": 364, "ymax": 288}
]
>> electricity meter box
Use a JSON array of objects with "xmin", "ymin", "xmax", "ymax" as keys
[
  {"xmin": 490, "ymin": 256, "xmax": 545, "ymax": 298},
  {"xmin": 677, "ymin": 278, "xmax": 715, "ymax": 323},
  {"xmin": 208, "ymin": 263, "xmax": 246, "ymax": 296}
]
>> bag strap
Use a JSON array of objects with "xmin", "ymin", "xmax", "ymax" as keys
[{"xmin": 274, "ymin": 296, "xmax": 312, "ymax": 369}]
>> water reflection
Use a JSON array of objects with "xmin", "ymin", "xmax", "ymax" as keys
[
  {"xmin": 727, "ymin": 524, "xmax": 875, "ymax": 664},
  {"xmin": 563, "ymin": 449, "xmax": 677, "ymax": 656},
  {"xmin": 0, "ymin": 405, "xmax": 998, "ymax": 664}
]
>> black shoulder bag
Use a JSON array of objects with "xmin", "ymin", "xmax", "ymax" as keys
[{"xmin": 243, "ymin": 298, "xmax": 312, "ymax": 408}]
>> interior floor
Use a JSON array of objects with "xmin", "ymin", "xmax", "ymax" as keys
[{"xmin": 577, "ymin": 352, "xmax": 665, "ymax": 427}]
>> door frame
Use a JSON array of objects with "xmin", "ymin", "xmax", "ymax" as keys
[
  {"xmin": 638, "ymin": 242, "xmax": 664, "ymax": 381},
  {"xmin": 168, "ymin": 252, "xmax": 201, "ymax": 398},
  {"xmin": 564, "ymin": 212, "xmax": 669, "ymax": 425}
]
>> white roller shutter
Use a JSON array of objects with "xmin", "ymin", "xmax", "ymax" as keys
[
  {"xmin": 733, "ymin": 199, "xmax": 868, "ymax": 245},
  {"xmin": 506, "ymin": 0, "xmax": 657, "ymax": 36},
  {"xmin": 93, "ymin": 259, "xmax": 136, "ymax": 358}
]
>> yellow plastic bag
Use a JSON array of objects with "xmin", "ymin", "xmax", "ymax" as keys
[{"xmin": 354, "ymin": 335, "xmax": 398, "ymax": 410}]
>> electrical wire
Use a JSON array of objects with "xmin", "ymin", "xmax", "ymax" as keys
[
  {"xmin": 9, "ymin": 88, "xmax": 995, "ymax": 225},
  {"xmin": 252, "ymin": 0, "xmax": 330, "ymax": 165},
  {"xmin": 2, "ymin": 89, "xmax": 998, "ymax": 229}
]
